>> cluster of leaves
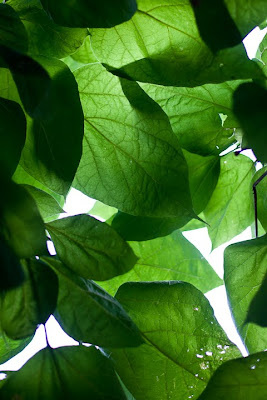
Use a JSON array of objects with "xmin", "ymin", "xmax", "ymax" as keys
[{"xmin": 1, "ymin": 0, "xmax": 267, "ymax": 398}]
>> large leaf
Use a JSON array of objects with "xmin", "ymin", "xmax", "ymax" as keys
[
  {"xmin": 46, "ymin": 215, "xmax": 137, "ymax": 281},
  {"xmin": 233, "ymin": 82, "xmax": 267, "ymax": 163},
  {"xmin": 0, "ymin": 97, "xmax": 26, "ymax": 177},
  {"xmin": 0, "ymin": 179, "xmax": 47, "ymax": 258},
  {"xmin": 246, "ymin": 271, "xmax": 267, "ymax": 328},
  {"xmin": 44, "ymin": 257, "xmax": 143, "ymax": 348},
  {"xmin": 224, "ymin": 235, "xmax": 267, "ymax": 352},
  {"xmin": 0, "ymin": 332, "xmax": 32, "ymax": 365},
  {"xmin": 8, "ymin": 0, "xmax": 88, "ymax": 59},
  {"xmin": 198, "ymin": 351, "xmax": 267, "ymax": 399},
  {"xmin": 74, "ymin": 64, "xmax": 194, "ymax": 218},
  {"xmin": 0, "ymin": 3, "xmax": 28, "ymax": 53},
  {"xmin": 1, "ymin": 258, "xmax": 58, "ymax": 339},
  {"xmin": 0, "ymin": 346, "xmax": 127, "ymax": 400},
  {"xmin": 141, "ymin": 81, "xmax": 240, "ymax": 156},
  {"xmin": 62, "ymin": 36, "xmax": 98, "ymax": 72},
  {"xmin": 40, "ymin": 0, "xmax": 137, "ymax": 28},
  {"xmin": 0, "ymin": 238, "xmax": 25, "ymax": 291},
  {"xmin": 90, "ymin": 1, "xmax": 262, "ymax": 87},
  {"xmin": 204, "ymin": 153, "xmax": 255, "ymax": 249},
  {"xmin": 20, "ymin": 57, "xmax": 84, "ymax": 196},
  {"xmin": 99, "ymin": 230, "xmax": 222, "ymax": 296},
  {"xmin": 111, "ymin": 282, "xmax": 240, "ymax": 400}
]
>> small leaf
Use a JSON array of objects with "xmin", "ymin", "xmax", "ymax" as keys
[
  {"xmin": 224, "ymin": 235, "xmax": 267, "ymax": 352},
  {"xmin": 198, "ymin": 351, "xmax": 267, "ymax": 400},
  {"xmin": 99, "ymin": 230, "xmax": 222, "ymax": 296},
  {"xmin": 204, "ymin": 153, "xmax": 255, "ymax": 249},
  {"xmin": 111, "ymin": 282, "xmax": 240, "ymax": 400},
  {"xmin": 0, "ymin": 346, "xmax": 127, "ymax": 400},
  {"xmin": 44, "ymin": 257, "xmax": 143, "ymax": 348},
  {"xmin": 46, "ymin": 215, "xmax": 137, "ymax": 281},
  {"xmin": 40, "ymin": 0, "xmax": 137, "ymax": 28},
  {"xmin": 1, "ymin": 258, "xmax": 58, "ymax": 339}
]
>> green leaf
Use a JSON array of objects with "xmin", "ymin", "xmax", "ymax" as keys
[
  {"xmin": 1, "ymin": 258, "xmax": 58, "ymax": 339},
  {"xmin": 46, "ymin": 215, "xmax": 137, "ymax": 281},
  {"xmin": 0, "ymin": 332, "xmax": 32, "ymax": 365},
  {"xmin": 183, "ymin": 151, "xmax": 220, "ymax": 215},
  {"xmin": 74, "ymin": 64, "xmax": 194, "ymax": 218},
  {"xmin": 0, "ymin": 238, "xmax": 25, "ymax": 291},
  {"xmin": 44, "ymin": 257, "xmax": 143, "ymax": 348},
  {"xmin": 98, "ymin": 230, "xmax": 222, "ymax": 296},
  {"xmin": 252, "ymin": 167, "xmax": 267, "ymax": 233},
  {"xmin": 40, "ymin": 0, "xmax": 137, "ymax": 28},
  {"xmin": 111, "ymin": 212, "xmax": 194, "ymax": 241},
  {"xmin": 90, "ymin": 1, "xmax": 262, "ymax": 87},
  {"xmin": 224, "ymin": 235, "xmax": 267, "ymax": 352},
  {"xmin": 0, "ymin": 346, "xmax": 127, "ymax": 400},
  {"xmin": 111, "ymin": 282, "xmax": 240, "ymax": 400},
  {"xmin": 89, "ymin": 200, "xmax": 117, "ymax": 221},
  {"xmin": 62, "ymin": 36, "xmax": 98, "ymax": 72},
  {"xmin": 0, "ymin": 97, "xmax": 26, "ymax": 177},
  {"xmin": 0, "ymin": 179, "xmax": 47, "ymax": 258},
  {"xmin": 20, "ymin": 57, "xmax": 84, "ymax": 196},
  {"xmin": 8, "ymin": 0, "xmax": 88, "ymax": 59},
  {"xmin": 246, "ymin": 271, "xmax": 267, "ymax": 328},
  {"xmin": 198, "ymin": 351, "xmax": 267, "ymax": 400},
  {"xmin": 204, "ymin": 153, "xmax": 255, "ymax": 249},
  {"xmin": 23, "ymin": 185, "xmax": 63, "ymax": 222},
  {"xmin": 233, "ymin": 82, "xmax": 267, "ymax": 163},
  {"xmin": 141, "ymin": 81, "xmax": 240, "ymax": 156},
  {"xmin": 0, "ymin": 3, "xmax": 28, "ymax": 53},
  {"xmin": 190, "ymin": 0, "xmax": 242, "ymax": 53}
]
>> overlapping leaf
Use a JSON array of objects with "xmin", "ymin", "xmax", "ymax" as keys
[
  {"xmin": 224, "ymin": 235, "xmax": 267, "ymax": 352},
  {"xmin": 204, "ymin": 153, "xmax": 255, "ymax": 249},
  {"xmin": 74, "ymin": 63, "xmax": 194, "ymax": 218},
  {"xmin": 46, "ymin": 215, "xmax": 137, "ymax": 281},
  {"xmin": 0, "ymin": 333, "xmax": 32, "ymax": 365},
  {"xmin": 111, "ymin": 282, "xmax": 240, "ymax": 400},
  {"xmin": 99, "ymin": 230, "xmax": 222, "ymax": 296},
  {"xmin": 0, "ymin": 346, "xmax": 127, "ymax": 400},
  {"xmin": 0, "ymin": 3, "xmax": 28, "ymax": 52},
  {"xmin": 0, "ymin": 238, "xmax": 24, "ymax": 291},
  {"xmin": 44, "ymin": 257, "xmax": 143, "ymax": 348},
  {"xmin": 252, "ymin": 167, "xmax": 267, "ymax": 233}
]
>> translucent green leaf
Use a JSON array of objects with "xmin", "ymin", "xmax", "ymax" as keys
[
  {"xmin": 0, "ymin": 179, "xmax": 47, "ymax": 258},
  {"xmin": 141, "ymin": 81, "xmax": 240, "ymax": 156},
  {"xmin": 23, "ymin": 185, "xmax": 63, "ymax": 223},
  {"xmin": 204, "ymin": 153, "xmax": 255, "ymax": 249},
  {"xmin": 40, "ymin": 0, "xmax": 137, "ymax": 28},
  {"xmin": 90, "ymin": 1, "xmax": 262, "ymax": 87},
  {"xmin": 0, "ymin": 346, "xmax": 127, "ymax": 400},
  {"xmin": 98, "ymin": 230, "xmax": 222, "ymax": 296},
  {"xmin": 233, "ymin": 82, "xmax": 267, "ymax": 163},
  {"xmin": 198, "ymin": 351, "xmax": 267, "ymax": 400},
  {"xmin": 62, "ymin": 36, "xmax": 98, "ymax": 72},
  {"xmin": 0, "ymin": 97, "xmax": 26, "ymax": 177},
  {"xmin": 46, "ymin": 215, "xmax": 137, "ymax": 281},
  {"xmin": 1, "ymin": 258, "xmax": 58, "ymax": 339},
  {"xmin": 44, "ymin": 257, "xmax": 143, "ymax": 348},
  {"xmin": 8, "ymin": 0, "xmax": 88, "ymax": 59},
  {"xmin": 224, "ymin": 235, "xmax": 267, "ymax": 352},
  {"xmin": 111, "ymin": 282, "xmax": 240, "ymax": 400},
  {"xmin": 89, "ymin": 200, "xmax": 117, "ymax": 221},
  {"xmin": 246, "ymin": 271, "xmax": 267, "ymax": 328},
  {"xmin": 0, "ymin": 3, "xmax": 28, "ymax": 52},
  {"xmin": 0, "ymin": 332, "xmax": 32, "ymax": 365},
  {"xmin": 74, "ymin": 64, "xmax": 194, "ymax": 218}
]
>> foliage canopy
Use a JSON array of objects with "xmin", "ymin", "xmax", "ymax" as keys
[{"xmin": 0, "ymin": 0, "xmax": 267, "ymax": 399}]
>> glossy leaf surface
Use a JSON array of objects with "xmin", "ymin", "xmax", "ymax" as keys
[
  {"xmin": 112, "ymin": 282, "xmax": 240, "ymax": 400},
  {"xmin": 46, "ymin": 215, "xmax": 137, "ymax": 281},
  {"xmin": 99, "ymin": 230, "xmax": 222, "ymax": 296}
]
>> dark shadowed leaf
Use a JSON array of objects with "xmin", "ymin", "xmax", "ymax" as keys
[
  {"xmin": 246, "ymin": 271, "xmax": 267, "ymax": 327},
  {"xmin": 204, "ymin": 153, "xmax": 255, "ymax": 249},
  {"xmin": 0, "ymin": 97, "xmax": 26, "ymax": 177},
  {"xmin": 1, "ymin": 258, "xmax": 58, "ymax": 339},
  {"xmin": 0, "ymin": 179, "xmax": 47, "ymax": 258},
  {"xmin": 8, "ymin": 0, "xmax": 88, "ymax": 58},
  {"xmin": 0, "ymin": 238, "xmax": 24, "ymax": 291},
  {"xmin": 224, "ymin": 235, "xmax": 267, "ymax": 352},
  {"xmin": 141, "ymin": 81, "xmax": 240, "ymax": 156},
  {"xmin": 46, "ymin": 215, "xmax": 137, "ymax": 281},
  {"xmin": 190, "ymin": 0, "xmax": 242, "ymax": 53},
  {"xmin": 198, "ymin": 351, "xmax": 267, "ymax": 400},
  {"xmin": 0, "ymin": 346, "xmax": 127, "ymax": 400},
  {"xmin": 44, "ymin": 257, "xmax": 143, "ymax": 348},
  {"xmin": 233, "ymin": 82, "xmax": 267, "ymax": 163},
  {"xmin": 0, "ymin": 3, "xmax": 28, "ymax": 52},
  {"xmin": 74, "ymin": 64, "xmax": 194, "ymax": 218},
  {"xmin": 90, "ymin": 1, "xmax": 262, "ymax": 87},
  {"xmin": 111, "ymin": 282, "xmax": 240, "ymax": 400},
  {"xmin": 98, "ymin": 230, "xmax": 222, "ymax": 296},
  {"xmin": 40, "ymin": 0, "xmax": 137, "ymax": 28},
  {"xmin": 252, "ymin": 167, "xmax": 267, "ymax": 232}
]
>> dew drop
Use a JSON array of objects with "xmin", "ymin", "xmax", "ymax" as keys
[
  {"xmin": 196, "ymin": 354, "xmax": 203, "ymax": 358},
  {"xmin": 251, "ymin": 365, "xmax": 256, "ymax": 370},
  {"xmin": 194, "ymin": 307, "xmax": 199, "ymax": 311},
  {"xmin": 205, "ymin": 351, "xmax": 213, "ymax": 356}
]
